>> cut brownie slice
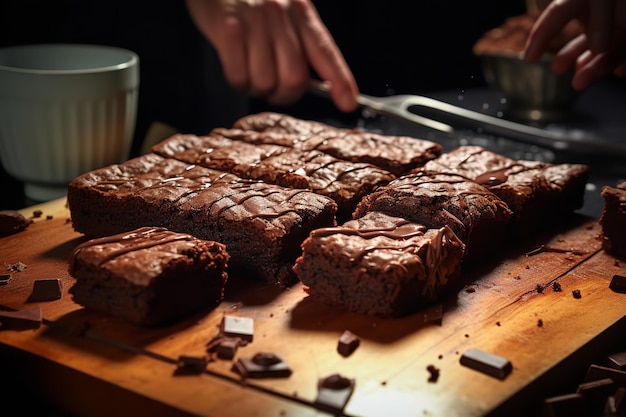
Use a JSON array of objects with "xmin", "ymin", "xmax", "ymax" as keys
[
  {"xmin": 67, "ymin": 153, "xmax": 338, "ymax": 287},
  {"xmin": 422, "ymin": 145, "xmax": 589, "ymax": 236},
  {"xmin": 293, "ymin": 211, "xmax": 465, "ymax": 317},
  {"xmin": 215, "ymin": 125, "xmax": 442, "ymax": 176},
  {"xmin": 234, "ymin": 148, "xmax": 396, "ymax": 221},
  {"xmin": 353, "ymin": 170, "xmax": 512, "ymax": 263},
  {"xmin": 151, "ymin": 133, "xmax": 287, "ymax": 172},
  {"xmin": 153, "ymin": 132, "xmax": 395, "ymax": 221},
  {"xmin": 599, "ymin": 181, "xmax": 626, "ymax": 261},
  {"xmin": 68, "ymin": 227, "xmax": 229, "ymax": 326}
]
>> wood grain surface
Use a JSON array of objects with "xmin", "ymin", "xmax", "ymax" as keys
[{"xmin": 1, "ymin": 197, "xmax": 625, "ymax": 417}]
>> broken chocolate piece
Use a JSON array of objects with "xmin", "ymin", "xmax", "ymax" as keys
[
  {"xmin": 584, "ymin": 364, "xmax": 626, "ymax": 386},
  {"xmin": 232, "ymin": 352, "xmax": 292, "ymax": 378},
  {"xmin": 0, "ymin": 307, "xmax": 42, "ymax": 330},
  {"xmin": 0, "ymin": 274, "xmax": 10, "ymax": 286},
  {"xmin": 576, "ymin": 378, "xmax": 616, "ymax": 416},
  {"xmin": 460, "ymin": 348, "xmax": 512, "ymax": 380},
  {"xmin": 175, "ymin": 355, "xmax": 208, "ymax": 374},
  {"xmin": 542, "ymin": 393, "xmax": 586, "ymax": 417},
  {"xmin": 314, "ymin": 373, "xmax": 355, "ymax": 413},
  {"xmin": 216, "ymin": 337, "xmax": 241, "ymax": 360},
  {"xmin": 0, "ymin": 210, "xmax": 31, "ymax": 236},
  {"xmin": 609, "ymin": 275, "xmax": 626, "ymax": 293},
  {"xmin": 608, "ymin": 351, "xmax": 626, "ymax": 371},
  {"xmin": 29, "ymin": 279, "xmax": 62, "ymax": 302},
  {"xmin": 337, "ymin": 330, "xmax": 360, "ymax": 357},
  {"xmin": 221, "ymin": 314, "xmax": 254, "ymax": 342}
]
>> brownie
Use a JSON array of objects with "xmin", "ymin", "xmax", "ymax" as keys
[
  {"xmin": 67, "ymin": 153, "xmax": 338, "ymax": 287},
  {"xmin": 599, "ymin": 181, "xmax": 626, "ymax": 261},
  {"xmin": 215, "ymin": 122, "xmax": 443, "ymax": 176},
  {"xmin": 473, "ymin": 13, "xmax": 582, "ymax": 56},
  {"xmin": 68, "ymin": 227, "xmax": 229, "ymax": 326},
  {"xmin": 151, "ymin": 133, "xmax": 287, "ymax": 172},
  {"xmin": 353, "ymin": 170, "xmax": 512, "ymax": 262},
  {"xmin": 293, "ymin": 211, "xmax": 465, "ymax": 317},
  {"xmin": 152, "ymin": 131, "xmax": 395, "ymax": 221},
  {"xmin": 422, "ymin": 145, "xmax": 589, "ymax": 236}
]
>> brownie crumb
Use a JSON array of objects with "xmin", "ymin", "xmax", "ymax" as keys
[
  {"xmin": 552, "ymin": 282, "xmax": 562, "ymax": 292},
  {"xmin": 32, "ymin": 210, "xmax": 43, "ymax": 218},
  {"xmin": 536, "ymin": 284, "xmax": 545, "ymax": 294},
  {"xmin": 537, "ymin": 319, "xmax": 543, "ymax": 327},
  {"xmin": 426, "ymin": 364, "xmax": 440, "ymax": 383},
  {"xmin": 572, "ymin": 289, "xmax": 582, "ymax": 299},
  {"xmin": 465, "ymin": 286, "xmax": 476, "ymax": 293},
  {"xmin": 496, "ymin": 321, "xmax": 501, "ymax": 326},
  {"xmin": 7, "ymin": 262, "xmax": 27, "ymax": 272}
]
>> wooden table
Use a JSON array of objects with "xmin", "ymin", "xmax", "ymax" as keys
[{"xmin": 1, "ymin": 197, "xmax": 625, "ymax": 417}]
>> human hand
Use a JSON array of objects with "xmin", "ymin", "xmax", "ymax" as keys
[
  {"xmin": 524, "ymin": 0, "xmax": 626, "ymax": 90},
  {"xmin": 185, "ymin": 0, "xmax": 359, "ymax": 112}
]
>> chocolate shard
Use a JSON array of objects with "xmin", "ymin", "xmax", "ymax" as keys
[
  {"xmin": 29, "ymin": 279, "xmax": 62, "ymax": 302},
  {"xmin": 0, "ymin": 307, "xmax": 42, "ymax": 330},
  {"xmin": 608, "ymin": 351, "xmax": 626, "ymax": 371},
  {"xmin": 232, "ymin": 352, "xmax": 292, "ymax": 379},
  {"xmin": 337, "ymin": 330, "xmax": 360, "ymax": 357},
  {"xmin": 175, "ymin": 355, "xmax": 208, "ymax": 374},
  {"xmin": 609, "ymin": 275, "xmax": 626, "ymax": 293},
  {"xmin": 576, "ymin": 378, "xmax": 616, "ymax": 416},
  {"xmin": 314, "ymin": 374, "xmax": 355, "ymax": 413},
  {"xmin": 221, "ymin": 314, "xmax": 254, "ymax": 342},
  {"xmin": 542, "ymin": 393, "xmax": 586, "ymax": 417},
  {"xmin": 584, "ymin": 364, "xmax": 626, "ymax": 386},
  {"xmin": 460, "ymin": 347, "xmax": 513, "ymax": 380}
]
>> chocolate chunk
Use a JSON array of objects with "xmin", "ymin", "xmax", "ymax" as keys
[
  {"xmin": 0, "ymin": 210, "xmax": 31, "ymax": 236},
  {"xmin": 29, "ymin": 279, "xmax": 62, "ymax": 302},
  {"xmin": 221, "ymin": 314, "xmax": 254, "ymax": 342},
  {"xmin": 314, "ymin": 374, "xmax": 355, "ymax": 413},
  {"xmin": 608, "ymin": 351, "xmax": 626, "ymax": 371},
  {"xmin": 572, "ymin": 289, "xmax": 582, "ymax": 299},
  {"xmin": 216, "ymin": 337, "xmax": 241, "ymax": 360},
  {"xmin": 0, "ymin": 307, "xmax": 42, "ymax": 330},
  {"xmin": 460, "ymin": 348, "xmax": 512, "ymax": 380},
  {"xmin": 576, "ymin": 378, "xmax": 616, "ymax": 416},
  {"xmin": 232, "ymin": 352, "xmax": 292, "ymax": 378},
  {"xmin": 584, "ymin": 364, "xmax": 626, "ymax": 386},
  {"xmin": 0, "ymin": 274, "xmax": 10, "ymax": 286},
  {"xmin": 542, "ymin": 393, "xmax": 586, "ymax": 417},
  {"xmin": 609, "ymin": 275, "xmax": 626, "ymax": 293},
  {"xmin": 175, "ymin": 355, "xmax": 208, "ymax": 374},
  {"xmin": 337, "ymin": 330, "xmax": 360, "ymax": 357}
]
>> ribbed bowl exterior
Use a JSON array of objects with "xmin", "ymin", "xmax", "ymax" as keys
[{"xmin": 0, "ymin": 44, "xmax": 139, "ymax": 201}]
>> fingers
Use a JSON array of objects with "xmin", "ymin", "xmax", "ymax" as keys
[
  {"xmin": 587, "ymin": 0, "xmax": 615, "ymax": 52},
  {"xmin": 186, "ymin": 0, "xmax": 358, "ymax": 112},
  {"xmin": 550, "ymin": 34, "xmax": 588, "ymax": 75},
  {"xmin": 287, "ymin": 0, "xmax": 359, "ymax": 112},
  {"xmin": 524, "ymin": 0, "xmax": 586, "ymax": 62}
]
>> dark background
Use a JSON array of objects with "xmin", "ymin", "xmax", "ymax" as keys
[{"xmin": 0, "ymin": 0, "xmax": 527, "ymax": 209}]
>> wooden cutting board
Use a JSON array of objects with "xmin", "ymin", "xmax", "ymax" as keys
[{"xmin": 1, "ymin": 197, "xmax": 625, "ymax": 417}]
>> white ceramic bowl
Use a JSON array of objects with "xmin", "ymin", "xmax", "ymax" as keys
[{"xmin": 0, "ymin": 44, "xmax": 139, "ymax": 202}]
